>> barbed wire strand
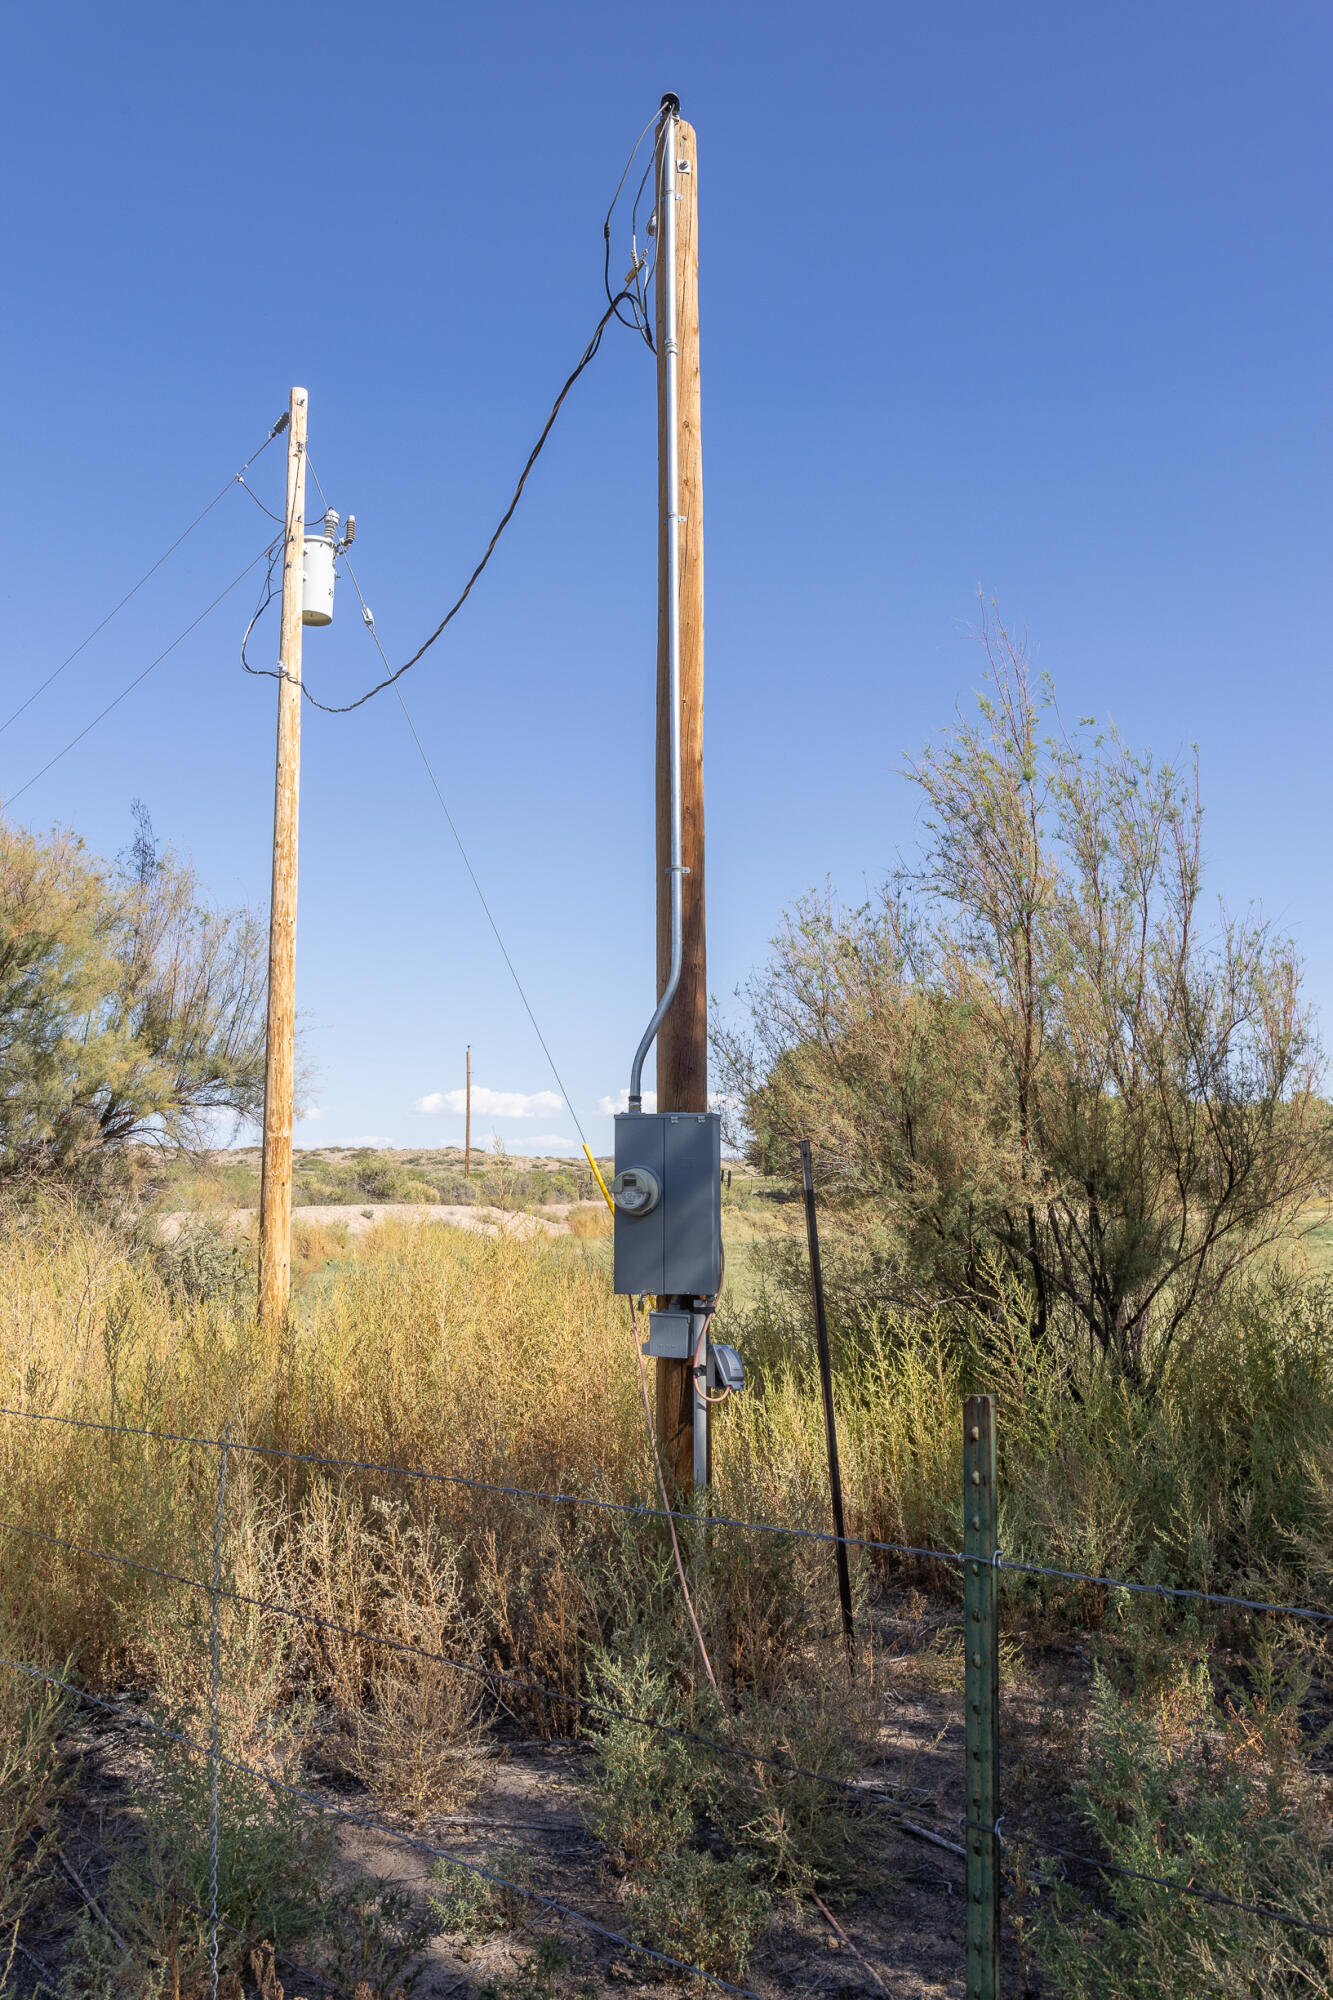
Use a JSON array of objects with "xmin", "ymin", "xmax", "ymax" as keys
[
  {"xmin": 0, "ymin": 1402, "xmax": 962, "ymax": 1564},
  {"xmin": 1027, "ymin": 1836, "xmax": 1333, "ymax": 1942},
  {"xmin": 7, "ymin": 1404, "xmax": 1330, "ymax": 1625},
  {"xmin": 0, "ymin": 1514, "xmax": 929, "ymax": 1811},
  {"xmin": 0, "ymin": 1655, "xmax": 770, "ymax": 2000},
  {"xmin": 0, "ymin": 419, "xmax": 286, "ymax": 738}
]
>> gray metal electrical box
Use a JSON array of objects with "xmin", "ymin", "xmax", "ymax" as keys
[{"xmin": 613, "ymin": 1110, "xmax": 722, "ymax": 1297}]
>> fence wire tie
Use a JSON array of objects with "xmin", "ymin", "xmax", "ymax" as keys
[{"xmin": 960, "ymin": 1815, "xmax": 1005, "ymax": 1853}]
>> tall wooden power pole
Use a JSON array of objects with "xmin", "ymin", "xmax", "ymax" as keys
[
  {"xmin": 258, "ymin": 386, "xmax": 307, "ymax": 1326},
  {"xmin": 654, "ymin": 100, "xmax": 707, "ymax": 1487}
]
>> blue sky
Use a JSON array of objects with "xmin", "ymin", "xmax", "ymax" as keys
[{"xmin": 2, "ymin": 3, "xmax": 1329, "ymax": 1156}]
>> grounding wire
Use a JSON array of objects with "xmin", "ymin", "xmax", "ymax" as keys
[
  {"xmin": 0, "ymin": 1655, "xmax": 771, "ymax": 2000},
  {"xmin": 2, "ymin": 546, "xmax": 275, "ymax": 810},
  {"xmin": 7, "ymin": 1404, "xmax": 1333, "ymax": 1626},
  {"xmin": 0, "ymin": 1511, "xmax": 929, "ymax": 1811},
  {"xmin": 334, "ymin": 539, "xmax": 592, "ymax": 1152},
  {"xmin": 0, "ymin": 419, "xmax": 286, "ymax": 738}
]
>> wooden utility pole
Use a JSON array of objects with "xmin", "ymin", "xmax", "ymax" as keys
[
  {"xmin": 654, "ymin": 102, "xmax": 707, "ymax": 1487},
  {"xmin": 258, "ymin": 386, "xmax": 307, "ymax": 1326},
  {"xmin": 465, "ymin": 1045, "xmax": 472, "ymax": 1177}
]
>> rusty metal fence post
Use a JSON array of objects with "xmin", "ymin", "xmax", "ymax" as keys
[{"xmin": 964, "ymin": 1393, "xmax": 1000, "ymax": 1998}]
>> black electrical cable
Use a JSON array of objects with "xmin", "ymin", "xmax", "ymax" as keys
[
  {"xmin": 238, "ymin": 535, "xmax": 284, "ymax": 679},
  {"xmin": 603, "ymin": 108, "xmax": 659, "ymax": 345},
  {"xmin": 243, "ymin": 286, "xmax": 642, "ymax": 714}
]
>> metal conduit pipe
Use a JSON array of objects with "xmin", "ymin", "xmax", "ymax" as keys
[{"xmin": 628, "ymin": 101, "xmax": 683, "ymax": 1112}]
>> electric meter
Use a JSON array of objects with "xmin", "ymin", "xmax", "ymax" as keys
[
  {"xmin": 612, "ymin": 1111, "xmax": 722, "ymax": 1297},
  {"xmin": 610, "ymin": 1166, "xmax": 660, "ymax": 1216}
]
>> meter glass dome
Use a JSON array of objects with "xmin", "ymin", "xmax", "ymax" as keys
[{"xmin": 610, "ymin": 1167, "xmax": 660, "ymax": 1216}]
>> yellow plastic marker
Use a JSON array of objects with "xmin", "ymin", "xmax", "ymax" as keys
[{"xmin": 582, "ymin": 1142, "xmax": 616, "ymax": 1215}]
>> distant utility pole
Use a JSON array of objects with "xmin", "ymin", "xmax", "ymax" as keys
[
  {"xmin": 653, "ymin": 96, "xmax": 708, "ymax": 1488},
  {"xmin": 465, "ymin": 1045, "xmax": 472, "ymax": 1177},
  {"xmin": 258, "ymin": 386, "xmax": 307, "ymax": 1326}
]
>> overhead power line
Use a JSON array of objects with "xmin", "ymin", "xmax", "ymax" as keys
[
  {"xmin": 1, "ymin": 417, "xmax": 287, "ymax": 739},
  {"xmin": 2, "ymin": 545, "xmax": 274, "ymax": 810}
]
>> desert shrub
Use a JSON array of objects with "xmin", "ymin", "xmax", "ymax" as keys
[
  {"xmin": 1031, "ymin": 1649, "xmax": 1333, "ymax": 1998},
  {"xmin": 584, "ymin": 1651, "xmax": 700, "ymax": 1872},
  {"xmin": 94, "ymin": 1734, "xmax": 334, "ymax": 1997},
  {"xmin": 400, "ymin": 1178, "xmax": 440, "ymax": 1204},
  {"xmin": 0, "ymin": 814, "xmax": 266, "ymax": 1189},
  {"xmin": 313, "ymin": 1879, "xmax": 433, "ymax": 1999},
  {"xmin": 429, "ymin": 1848, "xmax": 533, "ymax": 1939},
  {"xmin": 584, "ymin": 1643, "xmax": 872, "ymax": 1980},
  {"xmin": 475, "ymin": 1935, "xmax": 594, "ymax": 2000},
  {"xmin": 350, "ymin": 1156, "xmax": 439, "ymax": 1205},
  {"xmin": 719, "ymin": 626, "xmax": 1330, "ymax": 1384},
  {"xmin": 0, "ymin": 1655, "xmax": 67, "ymax": 1946},
  {"xmin": 153, "ymin": 1213, "xmax": 249, "ymax": 1304},
  {"xmin": 567, "ymin": 1205, "xmax": 612, "ymax": 1239},
  {"xmin": 628, "ymin": 1849, "xmax": 771, "ymax": 1983},
  {"xmin": 343, "ymin": 1499, "xmax": 483, "ymax": 1817}
]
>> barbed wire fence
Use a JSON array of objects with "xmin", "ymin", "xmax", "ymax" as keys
[{"xmin": 2, "ymin": 1398, "xmax": 1332, "ymax": 1996}]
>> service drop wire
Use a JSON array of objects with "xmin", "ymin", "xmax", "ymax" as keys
[{"xmin": 244, "ymin": 285, "xmax": 644, "ymax": 715}]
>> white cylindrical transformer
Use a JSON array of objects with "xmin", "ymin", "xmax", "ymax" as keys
[{"xmin": 302, "ymin": 532, "xmax": 336, "ymax": 626}]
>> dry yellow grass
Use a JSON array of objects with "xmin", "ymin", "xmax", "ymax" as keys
[{"xmin": 0, "ymin": 1198, "xmax": 883, "ymax": 1807}]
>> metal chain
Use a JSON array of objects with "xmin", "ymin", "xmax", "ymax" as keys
[{"xmin": 208, "ymin": 1427, "xmax": 231, "ymax": 2000}]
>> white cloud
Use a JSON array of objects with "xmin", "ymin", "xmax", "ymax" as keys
[
  {"xmin": 412, "ymin": 1087, "xmax": 563, "ymax": 1119},
  {"xmin": 524, "ymin": 1135, "xmax": 580, "ymax": 1151},
  {"xmin": 296, "ymin": 1107, "xmax": 323, "ymax": 1123},
  {"xmin": 596, "ymin": 1090, "xmax": 738, "ymax": 1116},
  {"xmin": 341, "ymin": 1135, "xmax": 394, "ymax": 1149},
  {"xmin": 597, "ymin": 1089, "xmax": 657, "ymax": 1116}
]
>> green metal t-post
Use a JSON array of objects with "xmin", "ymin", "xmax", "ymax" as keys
[{"xmin": 964, "ymin": 1393, "xmax": 1000, "ymax": 1999}]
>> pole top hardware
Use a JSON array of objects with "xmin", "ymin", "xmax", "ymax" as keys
[{"xmin": 660, "ymin": 92, "xmax": 680, "ymax": 116}]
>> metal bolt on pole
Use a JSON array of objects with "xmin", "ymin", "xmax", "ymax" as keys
[{"xmin": 964, "ymin": 1393, "xmax": 1001, "ymax": 1999}]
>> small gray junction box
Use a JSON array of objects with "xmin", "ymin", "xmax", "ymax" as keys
[{"xmin": 613, "ymin": 1110, "xmax": 722, "ymax": 1298}]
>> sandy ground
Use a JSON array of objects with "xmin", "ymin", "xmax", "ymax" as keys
[
  {"xmin": 157, "ymin": 1202, "xmax": 606, "ymax": 1244},
  {"xmin": 14, "ymin": 1585, "xmax": 1101, "ymax": 1998},
  {"xmin": 28, "ymin": 1651, "xmax": 978, "ymax": 2000}
]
